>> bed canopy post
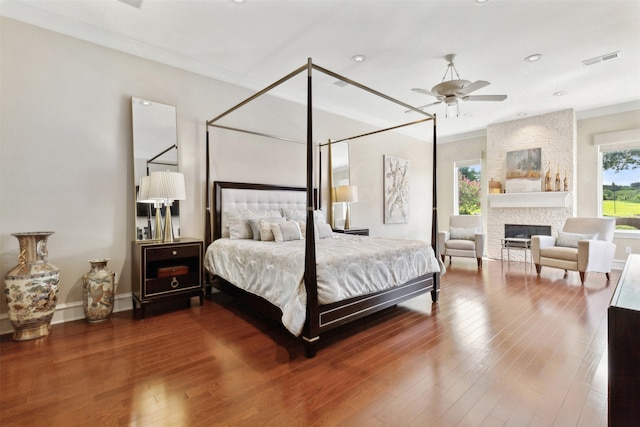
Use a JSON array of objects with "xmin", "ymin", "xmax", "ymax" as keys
[
  {"xmin": 431, "ymin": 116, "xmax": 438, "ymax": 256},
  {"xmin": 303, "ymin": 58, "xmax": 320, "ymax": 356},
  {"xmin": 205, "ymin": 129, "xmax": 212, "ymax": 250}
]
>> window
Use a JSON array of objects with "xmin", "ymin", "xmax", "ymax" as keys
[
  {"xmin": 598, "ymin": 143, "xmax": 640, "ymax": 233},
  {"xmin": 454, "ymin": 160, "xmax": 481, "ymax": 215}
]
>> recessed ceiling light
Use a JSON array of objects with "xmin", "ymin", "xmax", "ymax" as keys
[
  {"xmin": 524, "ymin": 54, "xmax": 542, "ymax": 62},
  {"xmin": 351, "ymin": 55, "xmax": 366, "ymax": 63},
  {"xmin": 464, "ymin": 113, "xmax": 473, "ymax": 117},
  {"xmin": 517, "ymin": 112, "xmax": 528, "ymax": 117},
  {"xmin": 553, "ymin": 91, "xmax": 567, "ymax": 97},
  {"xmin": 231, "ymin": 0, "xmax": 245, "ymax": 4},
  {"xmin": 475, "ymin": 0, "xmax": 489, "ymax": 4}
]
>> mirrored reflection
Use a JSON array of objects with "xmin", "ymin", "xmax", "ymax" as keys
[
  {"xmin": 132, "ymin": 97, "xmax": 179, "ymax": 240},
  {"xmin": 331, "ymin": 142, "xmax": 349, "ymax": 229}
]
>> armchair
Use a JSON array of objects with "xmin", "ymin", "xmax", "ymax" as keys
[
  {"xmin": 531, "ymin": 217, "xmax": 616, "ymax": 284},
  {"xmin": 438, "ymin": 215, "xmax": 485, "ymax": 269}
]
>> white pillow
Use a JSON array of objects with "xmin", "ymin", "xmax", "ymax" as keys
[
  {"xmin": 314, "ymin": 210, "xmax": 327, "ymax": 224},
  {"xmin": 450, "ymin": 227, "xmax": 478, "ymax": 241},
  {"xmin": 272, "ymin": 221, "xmax": 303, "ymax": 242},
  {"xmin": 228, "ymin": 221, "xmax": 253, "ymax": 240},
  {"xmin": 556, "ymin": 232, "xmax": 595, "ymax": 248},
  {"xmin": 316, "ymin": 222, "xmax": 334, "ymax": 239}
]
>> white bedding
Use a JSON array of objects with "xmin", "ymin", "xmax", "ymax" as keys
[{"xmin": 204, "ymin": 234, "xmax": 441, "ymax": 336}]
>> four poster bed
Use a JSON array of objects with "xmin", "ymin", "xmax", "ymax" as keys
[{"xmin": 204, "ymin": 59, "xmax": 440, "ymax": 357}]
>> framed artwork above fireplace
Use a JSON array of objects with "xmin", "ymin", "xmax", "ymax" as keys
[{"xmin": 505, "ymin": 147, "xmax": 542, "ymax": 193}]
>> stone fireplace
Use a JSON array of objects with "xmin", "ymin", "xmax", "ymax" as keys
[{"xmin": 486, "ymin": 109, "xmax": 578, "ymax": 259}]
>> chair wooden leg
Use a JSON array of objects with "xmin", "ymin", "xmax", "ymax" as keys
[
  {"xmin": 535, "ymin": 264, "xmax": 541, "ymax": 275},
  {"xmin": 579, "ymin": 271, "xmax": 586, "ymax": 284},
  {"xmin": 441, "ymin": 255, "xmax": 445, "ymax": 263},
  {"xmin": 606, "ymin": 272, "xmax": 611, "ymax": 281},
  {"xmin": 477, "ymin": 257, "xmax": 482, "ymax": 270}
]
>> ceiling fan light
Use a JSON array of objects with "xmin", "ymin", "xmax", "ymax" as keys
[{"xmin": 446, "ymin": 102, "xmax": 459, "ymax": 118}]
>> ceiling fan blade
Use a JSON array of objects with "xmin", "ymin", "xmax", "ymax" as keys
[
  {"xmin": 456, "ymin": 80, "xmax": 490, "ymax": 96},
  {"xmin": 462, "ymin": 95, "xmax": 507, "ymax": 102},
  {"xmin": 404, "ymin": 100, "xmax": 443, "ymax": 113},
  {"xmin": 411, "ymin": 88, "xmax": 439, "ymax": 97}
]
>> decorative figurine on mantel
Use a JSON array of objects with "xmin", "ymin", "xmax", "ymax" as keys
[
  {"xmin": 564, "ymin": 170, "xmax": 568, "ymax": 191},
  {"xmin": 555, "ymin": 167, "xmax": 562, "ymax": 192},
  {"xmin": 545, "ymin": 161, "xmax": 552, "ymax": 192}
]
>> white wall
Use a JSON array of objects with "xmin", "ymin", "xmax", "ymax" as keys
[{"xmin": 0, "ymin": 18, "xmax": 435, "ymax": 328}]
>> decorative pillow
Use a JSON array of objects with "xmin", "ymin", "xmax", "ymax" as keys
[
  {"xmin": 272, "ymin": 221, "xmax": 303, "ymax": 242},
  {"xmin": 258, "ymin": 218, "xmax": 286, "ymax": 241},
  {"xmin": 247, "ymin": 219, "xmax": 262, "ymax": 241},
  {"xmin": 316, "ymin": 222, "xmax": 334, "ymax": 239},
  {"xmin": 314, "ymin": 210, "xmax": 327, "ymax": 224},
  {"xmin": 296, "ymin": 220, "xmax": 306, "ymax": 238},
  {"xmin": 280, "ymin": 208, "xmax": 307, "ymax": 222},
  {"xmin": 556, "ymin": 232, "xmax": 595, "ymax": 248},
  {"xmin": 228, "ymin": 221, "xmax": 253, "ymax": 240},
  {"xmin": 449, "ymin": 227, "xmax": 478, "ymax": 241},
  {"xmin": 223, "ymin": 209, "xmax": 282, "ymax": 237}
]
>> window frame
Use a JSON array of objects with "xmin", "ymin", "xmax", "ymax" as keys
[
  {"xmin": 453, "ymin": 159, "xmax": 482, "ymax": 216},
  {"xmin": 595, "ymin": 129, "xmax": 640, "ymax": 239}
]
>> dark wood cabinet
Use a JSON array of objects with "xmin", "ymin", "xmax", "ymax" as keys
[
  {"xmin": 132, "ymin": 238, "xmax": 204, "ymax": 319},
  {"xmin": 608, "ymin": 254, "xmax": 640, "ymax": 426},
  {"xmin": 332, "ymin": 228, "xmax": 369, "ymax": 236}
]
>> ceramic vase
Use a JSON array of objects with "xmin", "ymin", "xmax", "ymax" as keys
[
  {"xmin": 83, "ymin": 258, "xmax": 116, "ymax": 322},
  {"xmin": 4, "ymin": 232, "xmax": 60, "ymax": 341}
]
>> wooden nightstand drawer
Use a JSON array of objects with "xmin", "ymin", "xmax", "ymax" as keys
[
  {"xmin": 145, "ymin": 272, "xmax": 201, "ymax": 296},
  {"xmin": 145, "ymin": 244, "xmax": 201, "ymax": 261}
]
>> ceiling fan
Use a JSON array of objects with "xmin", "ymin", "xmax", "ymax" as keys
[{"xmin": 410, "ymin": 54, "xmax": 507, "ymax": 117}]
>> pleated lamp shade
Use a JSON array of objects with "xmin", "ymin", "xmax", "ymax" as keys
[
  {"xmin": 137, "ymin": 176, "xmax": 154, "ymax": 203},
  {"xmin": 148, "ymin": 171, "xmax": 186, "ymax": 202}
]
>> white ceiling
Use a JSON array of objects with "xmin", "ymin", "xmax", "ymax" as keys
[{"xmin": 2, "ymin": 0, "xmax": 639, "ymax": 141}]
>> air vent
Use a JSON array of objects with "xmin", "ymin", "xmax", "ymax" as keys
[{"xmin": 582, "ymin": 51, "xmax": 621, "ymax": 66}]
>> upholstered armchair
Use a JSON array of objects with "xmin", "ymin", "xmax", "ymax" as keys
[
  {"xmin": 531, "ymin": 217, "xmax": 616, "ymax": 284},
  {"xmin": 438, "ymin": 215, "xmax": 485, "ymax": 269}
]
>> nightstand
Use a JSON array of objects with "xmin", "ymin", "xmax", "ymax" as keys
[
  {"xmin": 333, "ymin": 228, "xmax": 369, "ymax": 236},
  {"xmin": 132, "ymin": 238, "xmax": 204, "ymax": 319}
]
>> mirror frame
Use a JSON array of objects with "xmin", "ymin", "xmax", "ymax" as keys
[{"xmin": 132, "ymin": 97, "xmax": 179, "ymax": 241}]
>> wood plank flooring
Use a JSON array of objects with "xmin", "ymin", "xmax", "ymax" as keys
[{"xmin": 1, "ymin": 259, "xmax": 617, "ymax": 426}]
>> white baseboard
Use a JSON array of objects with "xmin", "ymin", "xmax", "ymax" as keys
[{"xmin": 0, "ymin": 293, "xmax": 133, "ymax": 337}]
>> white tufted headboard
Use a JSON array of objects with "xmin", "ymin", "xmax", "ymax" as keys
[{"xmin": 213, "ymin": 182, "xmax": 307, "ymax": 240}]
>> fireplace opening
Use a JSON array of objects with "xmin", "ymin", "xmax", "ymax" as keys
[{"xmin": 504, "ymin": 224, "xmax": 552, "ymax": 239}]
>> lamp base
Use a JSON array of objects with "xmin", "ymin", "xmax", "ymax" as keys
[{"xmin": 344, "ymin": 203, "xmax": 351, "ymax": 230}]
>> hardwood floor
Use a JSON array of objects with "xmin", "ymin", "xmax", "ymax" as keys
[{"xmin": 1, "ymin": 259, "xmax": 617, "ymax": 426}]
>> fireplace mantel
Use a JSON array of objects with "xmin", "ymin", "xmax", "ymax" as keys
[{"xmin": 488, "ymin": 191, "xmax": 571, "ymax": 208}]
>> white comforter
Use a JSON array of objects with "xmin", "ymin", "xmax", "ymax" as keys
[{"xmin": 204, "ymin": 234, "xmax": 441, "ymax": 336}]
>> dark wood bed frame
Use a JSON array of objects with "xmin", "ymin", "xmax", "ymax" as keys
[
  {"xmin": 205, "ymin": 59, "xmax": 439, "ymax": 357},
  {"xmin": 210, "ymin": 181, "xmax": 439, "ymax": 357}
]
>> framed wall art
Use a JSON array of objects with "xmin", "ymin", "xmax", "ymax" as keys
[
  {"xmin": 505, "ymin": 147, "xmax": 542, "ymax": 193},
  {"xmin": 383, "ymin": 155, "xmax": 409, "ymax": 224}
]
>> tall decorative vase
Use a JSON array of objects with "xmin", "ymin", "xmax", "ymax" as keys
[
  {"xmin": 4, "ymin": 232, "xmax": 60, "ymax": 341},
  {"xmin": 83, "ymin": 258, "xmax": 116, "ymax": 322}
]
